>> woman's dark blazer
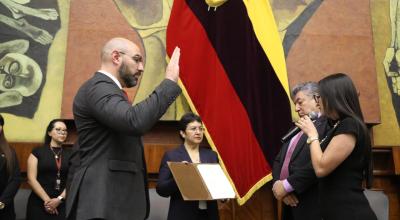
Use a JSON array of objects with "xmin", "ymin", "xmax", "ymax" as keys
[{"xmin": 156, "ymin": 145, "xmax": 220, "ymax": 220}]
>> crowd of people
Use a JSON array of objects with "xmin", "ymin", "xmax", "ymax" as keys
[{"xmin": 0, "ymin": 37, "xmax": 377, "ymax": 220}]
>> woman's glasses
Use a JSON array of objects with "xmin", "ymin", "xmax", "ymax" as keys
[
  {"xmin": 54, "ymin": 128, "xmax": 68, "ymax": 135},
  {"xmin": 186, "ymin": 126, "xmax": 205, "ymax": 132}
]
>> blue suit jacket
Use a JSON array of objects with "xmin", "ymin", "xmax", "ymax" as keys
[{"xmin": 156, "ymin": 145, "xmax": 219, "ymax": 220}]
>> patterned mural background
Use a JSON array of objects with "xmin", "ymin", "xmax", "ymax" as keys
[
  {"xmin": 0, "ymin": 0, "xmax": 398, "ymax": 146},
  {"xmin": 0, "ymin": 0, "xmax": 68, "ymax": 141},
  {"xmin": 371, "ymin": 0, "xmax": 400, "ymax": 146}
]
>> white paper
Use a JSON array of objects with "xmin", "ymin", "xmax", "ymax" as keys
[{"xmin": 196, "ymin": 164, "xmax": 236, "ymax": 199}]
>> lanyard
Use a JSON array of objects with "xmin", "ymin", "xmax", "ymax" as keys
[
  {"xmin": 50, "ymin": 147, "xmax": 62, "ymax": 171},
  {"xmin": 50, "ymin": 146, "xmax": 63, "ymax": 190},
  {"xmin": 55, "ymin": 156, "xmax": 62, "ymax": 175}
]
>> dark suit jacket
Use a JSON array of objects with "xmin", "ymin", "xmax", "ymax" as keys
[
  {"xmin": 0, "ymin": 148, "xmax": 21, "ymax": 220},
  {"xmin": 66, "ymin": 72, "xmax": 181, "ymax": 220},
  {"xmin": 156, "ymin": 145, "xmax": 219, "ymax": 220},
  {"xmin": 272, "ymin": 116, "xmax": 328, "ymax": 220}
]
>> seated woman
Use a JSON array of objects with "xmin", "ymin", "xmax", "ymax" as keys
[
  {"xmin": 26, "ymin": 119, "xmax": 72, "ymax": 220},
  {"xmin": 156, "ymin": 113, "xmax": 220, "ymax": 220},
  {"xmin": 0, "ymin": 114, "xmax": 21, "ymax": 220}
]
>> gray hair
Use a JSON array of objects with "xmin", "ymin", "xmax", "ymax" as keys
[{"xmin": 291, "ymin": 82, "xmax": 319, "ymax": 99}]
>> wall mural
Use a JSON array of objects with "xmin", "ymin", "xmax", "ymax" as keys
[
  {"xmin": 0, "ymin": 0, "xmax": 60, "ymax": 118},
  {"xmin": 371, "ymin": 0, "xmax": 400, "ymax": 146},
  {"xmin": 383, "ymin": 0, "xmax": 400, "ymax": 127},
  {"xmin": 113, "ymin": 0, "xmax": 190, "ymax": 120},
  {"xmin": 269, "ymin": 0, "xmax": 322, "ymax": 57},
  {"xmin": 269, "ymin": 0, "xmax": 399, "ymax": 146},
  {"xmin": 0, "ymin": 0, "xmax": 398, "ymax": 145}
]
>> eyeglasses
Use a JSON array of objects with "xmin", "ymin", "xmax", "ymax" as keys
[
  {"xmin": 186, "ymin": 126, "xmax": 205, "ymax": 132},
  {"xmin": 54, "ymin": 128, "xmax": 68, "ymax": 135},
  {"xmin": 117, "ymin": 51, "xmax": 143, "ymax": 63}
]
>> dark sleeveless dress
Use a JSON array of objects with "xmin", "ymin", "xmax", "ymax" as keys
[
  {"xmin": 26, "ymin": 146, "xmax": 71, "ymax": 220},
  {"xmin": 319, "ymin": 117, "xmax": 377, "ymax": 220}
]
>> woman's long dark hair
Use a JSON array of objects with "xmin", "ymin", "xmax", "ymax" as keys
[
  {"xmin": 319, "ymin": 73, "xmax": 373, "ymax": 188},
  {"xmin": 44, "ymin": 119, "xmax": 66, "ymax": 146},
  {"xmin": 0, "ymin": 114, "xmax": 14, "ymax": 174}
]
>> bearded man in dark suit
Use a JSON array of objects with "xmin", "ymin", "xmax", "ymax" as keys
[{"xmin": 66, "ymin": 37, "xmax": 182, "ymax": 220}]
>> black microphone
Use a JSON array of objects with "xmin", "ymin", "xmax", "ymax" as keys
[{"xmin": 281, "ymin": 111, "xmax": 319, "ymax": 143}]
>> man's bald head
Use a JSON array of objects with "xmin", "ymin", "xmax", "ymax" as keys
[
  {"xmin": 99, "ymin": 37, "xmax": 144, "ymax": 88},
  {"xmin": 101, "ymin": 37, "xmax": 139, "ymax": 62}
]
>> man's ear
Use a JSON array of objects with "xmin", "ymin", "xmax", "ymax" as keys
[{"xmin": 111, "ymin": 51, "xmax": 122, "ymax": 65}]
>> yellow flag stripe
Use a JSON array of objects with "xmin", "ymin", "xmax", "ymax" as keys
[{"xmin": 242, "ymin": 0, "xmax": 290, "ymax": 98}]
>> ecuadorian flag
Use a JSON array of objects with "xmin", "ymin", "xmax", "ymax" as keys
[{"xmin": 167, "ymin": 0, "xmax": 292, "ymax": 205}]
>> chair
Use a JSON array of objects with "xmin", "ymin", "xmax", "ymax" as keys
[
  {"xmin": 14, "ymin": 188, "xmax": 31, "ymax": 220},
  {"xmin": 363, "ymin": 189, "xmax": 389, "ymax": 220},
  {"xmin": 148, "ymin": 188, "xmax": 170, "ymax": 220}
]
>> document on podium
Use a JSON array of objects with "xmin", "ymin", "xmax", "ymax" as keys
[{"xmin": 167, "ymin": 162, "xmax": 236, "ymax": 200}]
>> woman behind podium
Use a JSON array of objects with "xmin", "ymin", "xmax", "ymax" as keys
[
  {"xmin": 296, "ymin": 73, "xmax": 377, "ymax": 220},
  {"xmin": 156, "ymin": 113, "xmax": 219, "ymax": 220}
]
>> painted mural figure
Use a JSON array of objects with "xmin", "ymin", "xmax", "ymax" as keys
[
  {"xmin": 0, "ymin": 0, "xmax": 57, "ymax": 45},
  {"xmin": 113, "ymin": 0, "xmax": 189, "ymax": 120},
  {"xmin": 384, "ymin": 0, "xmax": 400, "ymax": 94},
  {"xmin": 0, "ymin": 44, "xmax": 42, "ymax": 108},
  {"xmin": 0, "ymin": 0, "xmax": 60, "ymax": 118},
  {"xmin": 268, "ymin": 0, "xmax": 322, "ymax": 57},
  {"xmin": 383, "ymin": 0, "xmax": 400, "ymax": 126},
  {"xmin": 269, "ymin": 0, "xmax": 315, "ymax": 37}
]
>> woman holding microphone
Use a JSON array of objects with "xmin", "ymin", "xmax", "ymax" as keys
[{"xmin": 296, "ymin": 73, "xmax": 376, "ymax": 220}]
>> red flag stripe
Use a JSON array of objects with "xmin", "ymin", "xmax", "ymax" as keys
[{"xmin": 167, "ymin": 0, "xmax": 270, "ymax": 198}]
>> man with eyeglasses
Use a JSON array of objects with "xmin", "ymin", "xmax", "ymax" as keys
[
  {"xmin": 66, "ymin": 37, "xmax": 182, "ymax": 220},
  {"xmin": 272, "ymin": 82, "xmax": 329, "ymax": 220}
]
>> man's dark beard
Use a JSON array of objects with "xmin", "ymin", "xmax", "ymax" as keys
[{"xmin": 118, "ymin": 62, "xmax": 137, "ymax": 88}]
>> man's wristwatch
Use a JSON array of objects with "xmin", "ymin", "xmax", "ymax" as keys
[
  {"xmin": 0, "ymin": 201, "xmax": 5, "ymax": 209},
  {"xmin": 57, "ymin": 196, "xmax": 65, "ymax": 202},
  {"xmin": 307, "ymin": 136, "xmax": 319, "ymax": 144}
]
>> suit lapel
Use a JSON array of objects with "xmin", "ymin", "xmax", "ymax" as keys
[
  {"xmin": 280, "ymin": 142, "xmax": 290, "ymax": 163},
  {"xmin": 199, "ymin": 147, "xmax": 211, "ymax": 163},
  {"xmin": 95, "ymin": 72, "xmax": 128, "ymax": 101},
  {"xmin": 178, "ymin": 145, "xmax": 192, "ymax": 163},
  {"xmin": 290, "ymin": 134, "xmax": 307, "ymax": 162},
  {"xmin": 0, "ymin": 154, "xmax": 5, "ymax": 171},
  {"xmin": 290, "ymin": 116, "xmax": 327, "ymax": 162}
]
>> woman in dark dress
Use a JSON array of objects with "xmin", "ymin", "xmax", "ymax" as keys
[
  {"xmin": 26, "ymin": 119, "xmax": 71, "ymax": 220},
  {"xmin": 297, "ymin": 73, "xmax": 376, "ymax": 220},
  {"xmin": 156, "ymin": 113, "xmax": 220, "ymax": 220},
  {"xmin": 0, "ymin": 114, "xmax": 21, "ymax": 220}
]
